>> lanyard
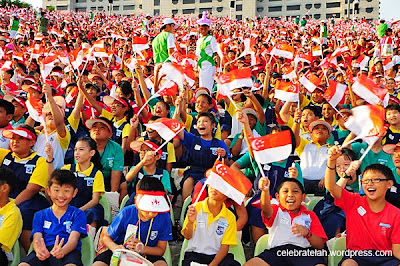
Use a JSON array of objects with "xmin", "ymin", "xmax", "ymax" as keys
[{"xmin": 138, "ymin": 217, "xmax": 154, "ymax": 247}]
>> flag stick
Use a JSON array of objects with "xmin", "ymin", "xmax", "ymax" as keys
[
  {"xmin": 137, "ymin": 93, "xmax": 159, "ymax": 115},
  {"xmin": 227, "ymin": 94, "xmax": 241, "ymax": 111},
  {"xmin": 154, "ymin": 127, "xmax": 184, "ymax": 153},
  {"xmin": 193, "ymin": 179, "xmax": 208, "ymax": 205},
  {"xmin": 330, "ymin": 103, "xmax": 344, "ymax": 117},
  {"xmin": 80, "ymin": 59, "xmax": 89, "ymax": 76},
  {"xmin": 359, "ymin": 143, "xmax": 373, "ymax": 162}
]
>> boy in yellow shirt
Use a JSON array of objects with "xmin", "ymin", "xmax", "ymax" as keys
[{"xmin": 0, "ymin": 167, "xmax": 23, "ymax": 264}]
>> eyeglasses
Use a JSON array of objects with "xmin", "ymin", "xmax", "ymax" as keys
[{"xmin": 360, "ymin": 178, "xmax": 390, "ymax": 184}]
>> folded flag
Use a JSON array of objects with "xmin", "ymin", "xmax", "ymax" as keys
[
  {"xmin": 282, "ymin": 65, "xmax": 297, "ymax": 80},
  {"xmin": 250, "ymin": 130, "xmax": 293, "ymax": 165},
  {"xmin": 216, "ymin": 68, "xmax": 253, "ymax": 100},
  {"xmin": 312, "ymin": 46, "xmax": 323, "ymax": 57},
  {"xmin": 383, "ymin": 58, "xmax": 394, "ymax": 71},
  {"xmin": 132, "ymin": 36, "xmax": 150, "ymax": 52},
  {"xmin": 144, "ymin": 118, "xmax": 184, "ymax": 142},
  {"xmin": 274, "ymin": 80, "xmax": 299, "ymax": 102},
  {"xmin": 344, "ymin": 105, "xmax": 385, "ymax": 146},
  {"xmin": 205, "ymin": 160, "xmax": 252, "ymax": 205},
  {"xmin": 355, "ymin": 54, "xmax": 370, "ymax": 69},
  {"xmin": 323, "ymin": 80, "xmax": 347, "ymax": 108},
  {"xmin": 294, "ymin": 52, "xmax": 312, "ymax": 65},
  {"xmin": 26, "ymin": 91, "xmax": 43, "ymax": 122},
  {"xmin": 299, "ymin": 71, "xmax": 321, "ymax": 93},
  {"xmin": 352, "ymin": 75, "xmax": 389, "ymax": 107},
  {"xmin": 271, "ymin": 43, "xmax": 294, "ymax": 59},
  {"xmin": 331, "ymin": 46, "xmax": 349, "ymax": 58}
]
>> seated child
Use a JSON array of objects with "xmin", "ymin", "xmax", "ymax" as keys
[
  {"xmin": 0, "ymin": 167, "xmax": 23, "ymax": 265},
  {"xmin": 92, "ymin": 176, "xmax": 172, "ymax": 266},
  {"xmin": 326, "ymin": 146, "xmax": 400, "ymax": 266},
  {"xmin": 245, "ymin": 178, "xmax": 327, "ymax": 266},
  {"xmin": 181, "ymin": 183, "xmax": 240, "ymax": 266},
  {"xmin": 123, "ymin": 140, "xmax": 171, "ymax": 206},
  {"xmin": 19, "ymin": 169, "xmax": 87, "ymax": 266}
]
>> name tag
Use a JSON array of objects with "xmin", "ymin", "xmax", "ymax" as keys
[
  {"xmin": 357, "ymin": 206, "xmax": 367, "ymax": 216},
  {"xmin": 44, "ymin": 221, "xmax": 52, "ymax": 229},
  {"xmin": 280, "ymin": 217, "xmax": 290, "ymax": 225},
  {"xmin": 3, "ymin": 159, "xmax": 11, "ymax": 166},
  {"xmin": 210, "ymin": 147, "xmax": 218, "ymax": 155},
  {"xmin": 194, "ymin": 144, "xmax": 201, "ymax": 150},
  {"xmin": 197, "ymin": 221, "xmax": 206, "ymax": 229},
  {"xmin": 116, "ymin": 129, "xmax": 122, "ymax": 137}
]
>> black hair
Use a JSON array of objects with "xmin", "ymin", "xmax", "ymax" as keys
[
  {"xmin": 65, "ymin": 83, "xmax": 78, "ymax": 91},
  {"xmin": 16, "ymin": 124, "xmax": 37, "ymax": 143},
  {"xmin": 253, "ymin": 93, "xmax": 265, "ymax": 107},
  {"xmin": 0, "ymin": 99, "xmax": 15, "ymax": 116},
  {"xmin": 148, "ymin": 115, "xmax": 161, "ymax": 122},
  {"xmin": 197, "ymin": 112, "xmax": 216, "ymax": 125},
  {"xmin": 339, "ymin": 148, "xmax": 361, "ymax": 176},
  {"xmin": 117, "ymin": 81, "xmax": 133, "ymax": 100},
  {"xmin": 91, "ymin": 117, "xmax": 113, "ymax": 132},
  {"xmin": 85, "ymin": 82, "xmax": 101, "ymax": 92},
  {"xmin": 270, "ymin": 125, "xmax": 296, "ymax": 154},
  {"xmin": 48, "ymin": 169, "xmax": 78, "ymax": 189},
  {"xmin": 303, "ymin": 105, "xmax": 321, "ymax": 118},
  {"xmin": 76, "ymin": 137, "xmax": 103, "ymax": 170},
  {"xmin": 0, "ymin": 167, "xmax": 16, "ymax": 192},
  {"xmin": 5, "ymin": 69, "xmax": 14, "ymax": 78},
  {"xmin": 276, "ymin": 178, "xmax": 305, "ymax": 194},
  {"xmin": 386, "ymin": 104, "xmax": 400, "ymax": 113},
  {"xmin": 137, "ymin": 175, "xmax": 165, "ymax": 192},
  {"xmin": 15, "ymin": 62, "xmax": 27, "ymax": 73},
  {"xmin": 197, "ymin": 93, "xmax": 213, "ymax": 105},
  {"xmin": 362, "ymin": 164, "xmax": 394, "ymax": 181}
]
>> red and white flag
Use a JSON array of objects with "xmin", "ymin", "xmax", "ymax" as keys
[
  {"xmin": 294, "ymin": 52, "xmax": 312, "ymax": 65},
  {"xmin": 312, "ymin": 46, "xmax": 323, "ymax": 57},
  {"xmin": 216, "ymin": 68, "xmax": 253, "ymax": 99},
  {"xmin": 12, "ymin": 51, "xmax": 24, "ymax": 62},
  {"xmin": 282, "ymin": 65, "xmax": 297, "ymax": 80},
  {"xmin": 65, "ymin": 86, "xmax": 78, "ymax": 104},
  {"xmin": 0, "ymin": 61, "xmax": 12, "ymax": 71},
  {"xmin": 205, "ymin": 160, "xmax": 252, "ymax": 205},
  {"xmin": 355, "ymin": 54, "xmax": 370, "ymax": 69},
  {"xmin": 344, "ymin": 105, "xmax": 386, "ymax": 146},
  {"xmin": 271, "ymin": 43, "xmax": 294, "ymax": 59},
  {"xmin": 250, "ymin": 130, "xmax": 292, "ymax": 164},
  {"xmin": 274, "ymin": 80, "xmax": 299, "ymax": 102},
  {"xmin": 69, "ymin": 48, "xmax": 84, "ymax": 70},
  {"xmin": 299, "ymin": 71, "xmax": 321, "ymax": 93},
  {"xmin": 331, "ymin": 46, "xmax": 349, "ymax": 58},
  {"xmin": 323, "ymin": 80, "xmax": 347, "ymax": 107},
  {"xmin": 352, "ymin": 75, "xmax": 389, "ymax": 106},
  {"xmin": 158, "ymin": 79, "xmax": 178, "ymax": 96},
  {"xmin": 144, "ymin": 118, "xmax": 184, "ymax": 142},
  {"xmin": 132, "ymin": 36, "xmax": 150, "ymax": 52},
  {"xmin": 383, "ymin": 58, "xmax": 394, "ymax": 71},
  {"xmin": 160, "ymin": 62, "xmax": 187, "ymax": 88},
  {"xmin": 26, "ymin": 91, "xmax": 43, "ymax": 122},
  {"xmin": 92, "ymin": 47, "xmax": 108, "ymax": 58},
  {"xmin": 41, "ymin": 56, "xmax": 58, "ymax": 80},
  {"xmin": 92, "ymin": 40, "xmax": 105, "ymax": 48}
]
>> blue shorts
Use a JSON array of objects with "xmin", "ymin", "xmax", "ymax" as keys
[
  {"xmin": 257, "ymin": 244, "xmax": 326, "ymax": 266},
  {"xmin": 339, "ymin": 251, "xmax": 400, "ymax": 266},
  {"xmin": 85, "ymin": 204, "xmax": 105, "ymax": 225},
  {"xmin": 21, "ymin": 245, "xmax": 82, "ymax": 266},
  {"xmin": 246, "ymin": 193, "xmax": 266, "ymax": 229}
]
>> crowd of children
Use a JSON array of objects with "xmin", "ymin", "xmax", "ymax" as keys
[{"xmin": 0, "ymin": 6, "xmax": 399, "ymax": 266}]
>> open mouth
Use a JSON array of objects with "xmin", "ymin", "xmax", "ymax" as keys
[
  {"xmin": 367, "ymin": 188, "xmax": 376, "ymax": 195},
  {"xmin": 286, "ymin": 199, "xmax": 295, "ymax": 204},
  {"xmin": 198, "ymin": 127, "xmax": 206, "ymax": 131}
]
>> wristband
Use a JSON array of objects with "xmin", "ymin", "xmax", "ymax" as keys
[
  {"xmin": 305, "ymin": 230, "xmax": 312, "ymax": 239},
  {"xmin": 46, "ymin": 158, "xmax": 54, "ymax": 163},
  {"xmin": 326, "ymin": 163, "xmax": 335, "ymax": 170}
]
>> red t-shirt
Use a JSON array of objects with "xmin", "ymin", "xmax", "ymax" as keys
[{"xmin": 335, "ymin": 188, "xmax": 400, "ymax": 251}]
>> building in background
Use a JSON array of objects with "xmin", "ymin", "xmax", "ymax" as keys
[{"xmin": 43, "ymin": 0, "xmax": 379, "ymax": 21}]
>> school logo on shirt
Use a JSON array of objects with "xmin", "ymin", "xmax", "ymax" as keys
[
  {"xmin": 210, "ymin": 147, "xmax": 218, "ymax": 156},
  {"xmin": 107, "ymin": 157, "xmax": 114, "ymax": 167},
  {"xmin": 84, "ymin": 177, "xmax": 94, "ymax": 186},
  {"xmin": 64, "ymin": 221, "xmax": 73, "ymax": 233},
  {"xmin": 25, "ymin": 164, "xmax": 35, "ymax": 174},
  {"xmin": 150, "ymin": 231, "xmax": 158, "ymax": 240},
  {"xmin": 216, "ymin": 220, "xmax": 228, "ymax": 236},
  {"xmin": 161, "ymin": 152, "xmax": 167, "ymax": 160}
]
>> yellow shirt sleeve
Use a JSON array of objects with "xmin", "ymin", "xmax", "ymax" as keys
[
  {"xmin": 57, "ymin": 126, "xmax": 71, "ymax": 150},
  {"xmin": 67, "ymin": 114, "xmax": 80, "ymax": 132},
  {"xmin": 0, "ymin": 148, "xmax": 10, "ymax": 163},
  {"xmin": 185, "ymin": 114, "xmax": 193, "ymax": 131},
  {"xmin": 167, "ymin": 142, "xmax": 176, "ymax": 163},
  {"xmin": 101, "ymin": 108, "xmax": 113, "ymax": 120},
  {"xmin": 301, "ymin": 97, "xmax": 310, "ymax": 109},
  {"xmin": 181, "ymin": 202, "xmax": 202, "ymax": 235},
  {"xmin": 122, "ymin": 123, "xmax": 131, "ymax": 139},
  {"xmin": 29, "ymin": 157, "xmax": 48, "ymax": 188},
  {"xmin": 287, "ymin": 116, "xmax": 294, "ymax": 128},
  {"xmin": 93, "ymin": 170, "xmax": 106, "ymax": 194},
  {"xmin": 0, "ymin": 201, "xmax": 22, "ymax": 252},
  {"xmin": 215, "ymin": 123, "xmax": 221, "ymax": 140},
  {"xmin": 61, "ymin": 164, "xmax": 71, "ymax": 170},
  {"xmin": 295, "ymin": 137, "xmax": 309, "ymax": 157},
  {"xmin": 221, "ymin": 211, "xmax": 238, "ymax": 246}
]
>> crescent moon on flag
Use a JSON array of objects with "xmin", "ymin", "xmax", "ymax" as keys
[
  {"xmin": 216, "ymin": 163, "xmax": 228, "ymax": 175},
  {"xmin": 251, "ymin": 139, "xmax": 263, "ymax": 150},
  {"xmin": 170, "ymin": 121, "xmax": 181, "ymax": 132}
]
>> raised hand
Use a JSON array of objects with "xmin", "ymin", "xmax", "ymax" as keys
[
  {"xmin": 258, "ymin": 177, "xmax": 270, "ymax": 193},
  {"xmin": 35, "ymin": 238, "xmax": 50, "ymax": 261},
  {"xmin": 291, "ymin": 223, "xmax": 310, "ymax": 238},
  {"xmin": 50, "ymin": 235, "xmax": 65, "ymax": 259},
  {"xmin": 187, "ymin": 205, "xmax": 197, "ymax": 224}
]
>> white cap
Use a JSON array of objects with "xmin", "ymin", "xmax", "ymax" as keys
[
  {"xmin": 146, "ymin": 14, "xmax": 152, "ymax": 18},
  {"xmin": 162, "ymin": 18, "xmax": 178, "ymax": 28}
]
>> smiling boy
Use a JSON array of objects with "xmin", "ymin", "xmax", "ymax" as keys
[{"xmin": 326, "ymin": 146, "xmax": 400, "ymax": 266}]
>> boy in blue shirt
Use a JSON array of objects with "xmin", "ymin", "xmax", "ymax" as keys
[
  {"xmin": 20, "ymin": 169, "xmax": 87, "ymax": 266},
  {"xmin": 93, "ymin": 176, "xmax": 172, "ymax": 266}
]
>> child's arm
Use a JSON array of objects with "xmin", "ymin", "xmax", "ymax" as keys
[
  {"xmin": 80, "ymin": 192, "xmax": 101, "ymax": 212},
  {"xmin": 291, "ymin": 223, "xmax": 325, "ymax": 249},
  {"xmin": 259, "ymin": 177, "xmax": 273, "ymax": 219},
  {"xmin": 129, "ymin": 239, "xmax": 167, "ymax": 256},
  {"xmin": 125, "ymin": 153, "xmax": 153, "ymax": 182},
  {"xmin": 43, "ymin": 84, "xmax": 67, "ymax": 138},
  {"xmin": 325, "ymin": 146, "xmax": 344, "ymax": 199},
  {"xmin": 32, "ymin": 233, "xmax": 50, "ymax": 261},
  {"xmin": 103, "ymin": 231, "xmax": 125, "ymax": 252},
  {"xmin": 182, "ymin": 205, "xmax": 197, "ymax": 240},
  {"xmin": 209, "ymin": 244, "xmax": 229, "ymax": 266},
  {"xmin": 78, "ymin": 81, "xmax": 103, "ymax": 115},
  {"xmin": 51, "ymin": 231, "xmax": 81, "ymax": 259},
  {"xmin": 393, "ymin": 244, "xmax": 400, "ymax": 260}
]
